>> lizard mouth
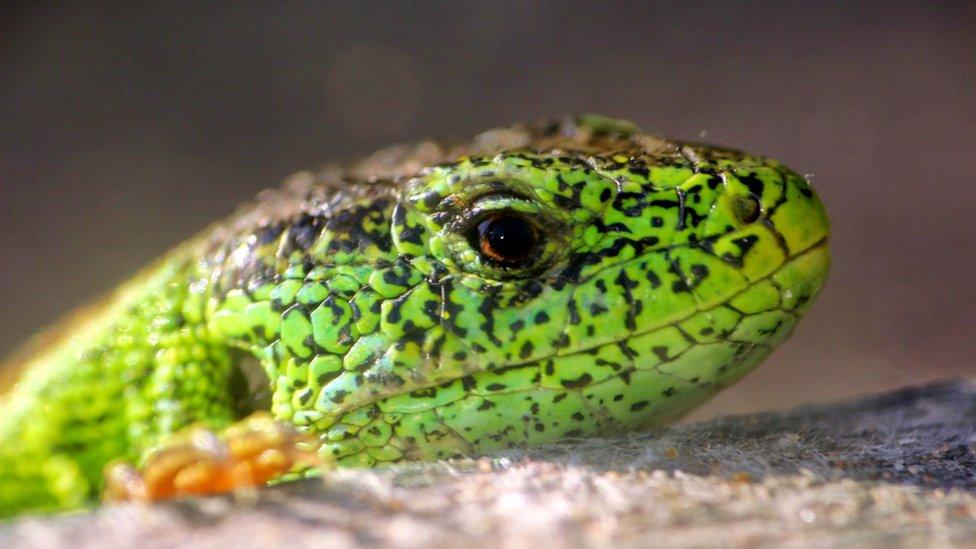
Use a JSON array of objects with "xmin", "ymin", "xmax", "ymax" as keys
[
  {"xmin": 326, "ymin": 236, "xmax": 830, "ymax": 428},
  {"xmin": 315, "ymin": 240, "xmax": 830, "ymax": 464}
]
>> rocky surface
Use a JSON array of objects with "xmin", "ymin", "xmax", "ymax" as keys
[{"xmin": 4, "ymin": 380, "xmax": 976, "ymax": 548}]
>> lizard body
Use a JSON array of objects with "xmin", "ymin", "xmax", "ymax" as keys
[{"xmin": 0, "ymin": 116, "xmax": 830, "ymax": 516}]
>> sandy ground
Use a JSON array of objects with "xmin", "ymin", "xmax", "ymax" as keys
[{"xmin": 3, "ymin": 380, "xmax": 976, "ymax": 548}]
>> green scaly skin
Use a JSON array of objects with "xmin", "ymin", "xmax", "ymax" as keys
[{"xmin": 0, "ymin": 116, "xmax": 830, "ymax": 517}]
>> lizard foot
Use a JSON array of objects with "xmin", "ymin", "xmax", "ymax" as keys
[{"xmin": 104, "ymin": 413, "xmax": 321, "ymax": 503}]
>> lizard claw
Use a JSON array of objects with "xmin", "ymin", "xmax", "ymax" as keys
[{"xmin": 104, "ymin": 413, "xmax": 321, "ymax": 503}]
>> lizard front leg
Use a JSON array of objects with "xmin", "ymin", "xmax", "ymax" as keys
[{"xmin": 104, "ymin": 413, "xmax": 321, "ymax": 503}]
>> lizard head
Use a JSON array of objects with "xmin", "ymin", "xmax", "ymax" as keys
[
  {"xmin": 254, "ymin": 117, "xmax": 830, "ymax": 460},
  {"xmin": 379, "ymin": 118, "xmax": 829, "ymax": 437}
]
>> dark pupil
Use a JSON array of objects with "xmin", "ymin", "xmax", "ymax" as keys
[{"xmin": 478, "ymin": 215, "xmax": 536, "ymax": 263}]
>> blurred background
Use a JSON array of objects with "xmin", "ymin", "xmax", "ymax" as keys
[{"xmin": 0, "ymin": 2, "xmax": 973, "ymax": 421}]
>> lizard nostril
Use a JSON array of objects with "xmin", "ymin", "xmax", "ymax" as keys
[{"xmin": 733, "ymin": 196, "xmax": 762, "ymax": 224}]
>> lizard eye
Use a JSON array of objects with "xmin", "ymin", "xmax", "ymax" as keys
[
  {"xmin": 733, "ymin": 196, "xmax": 762, "ymax": 224},
  {"xmin": 471, "ymin": 214, "xmax": 539, "ymax": 265}
]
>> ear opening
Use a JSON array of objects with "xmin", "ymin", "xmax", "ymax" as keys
[{"xmin": 228, "ymin": 349, "xmax": 273, "ymax": 418}]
